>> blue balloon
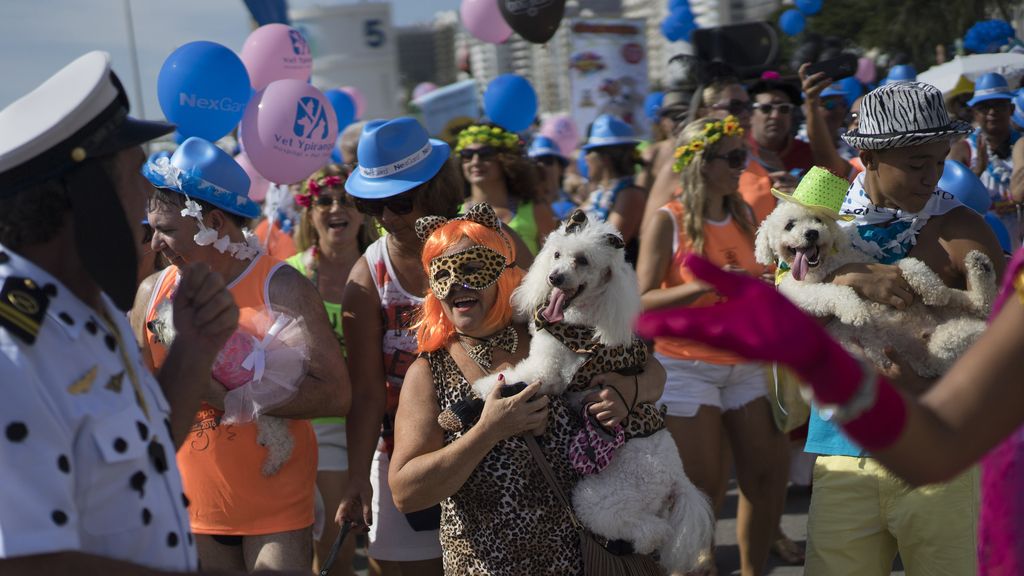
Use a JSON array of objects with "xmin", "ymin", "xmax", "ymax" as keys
[
  {"xmin": 837, "ymin": 76, "xmax": 863, "ymax": 107},
  {"xmin": 795, "ymin": 0, "xmax": 823, "ymax": 16},
  {"xmin": 172, "ymin": 131, "xmax": 186, "ymax": 145},
  {"xmin": 157, "ymin": 41, "xmax": 251, "ymax": 141},
  {"xmin": 779, "ymin": 9, "xmax": 806, "ymax": 36},
  {"xmin": 661, "ymin": 9, "xmax": 697, "ymax": 42},
  {"xmin": 984, "ymin": 213, "xmax": 1012, "ymax": 253},
  {"xmin": 331, "ymin": 146, "xmax": 342, "ymax": 164},
  {"xmin": 484, "ymin": 74, "xmax": 538, "ymax": 133},
  {"xmin": 939, "ymin": 159, "xmax": 991, "ymax": 214},
  {"xmin": 645, "ymin": 92, "xmax": 664, "ymax": 121},
  {"xmin": 324, "ymin": 89, "xmax": 357, "ymax": 132}
]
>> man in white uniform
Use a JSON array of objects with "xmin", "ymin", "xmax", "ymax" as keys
[{"xmin": 0, "ymin": 52, "xmax": 240, "ymax": 574}]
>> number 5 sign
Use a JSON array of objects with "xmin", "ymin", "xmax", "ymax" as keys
[{"xmin": 365, "ymin": 19, "xmax": 386, "ymax": 48}]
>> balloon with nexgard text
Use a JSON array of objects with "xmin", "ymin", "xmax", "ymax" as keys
[
  {"xmin": 157, "ymin": 41, "xmax": 251, "ymax": 141},
  {"xmin": 240, "ymin": 79, "xmax": 338, "ymax": 185}
]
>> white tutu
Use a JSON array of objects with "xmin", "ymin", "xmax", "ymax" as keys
[{"xmin": 215, "ymin": 312, "xmax": 310, "ymax": 425}]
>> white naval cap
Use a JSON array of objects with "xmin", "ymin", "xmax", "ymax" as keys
[{"xmin": 0, "ymin": 51, "xmax": 174, "ymax": 197}]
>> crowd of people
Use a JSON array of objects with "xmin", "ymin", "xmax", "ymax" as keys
[{"xmin": 2, "ymin": 33, "xmax": 1024, "ymax": 576}]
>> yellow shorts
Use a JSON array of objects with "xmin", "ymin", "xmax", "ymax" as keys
[{"xmin": 806, "ymin": 455, "xmax": 978, "ymax": 576}]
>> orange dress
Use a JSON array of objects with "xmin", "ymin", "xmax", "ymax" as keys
[
  {"xmin": 144, "ymin": 255, "xmax": 316, "ymax": 535},
  {"xmin": 655, "ymin": 200, "xmax": 769, "ymax": 365}
]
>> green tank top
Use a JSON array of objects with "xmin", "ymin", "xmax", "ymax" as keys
[
  {"xmin": 461, "ymin": 201, "xmax": 539, "ymax": 255},
  {"xmin": 286, "ymin": 251, "xmax": 345, "ymax": 425}
]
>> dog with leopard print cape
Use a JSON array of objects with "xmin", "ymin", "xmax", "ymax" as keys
[{"xmin": 472, "ymin": 210, "xmax": 714, "ymax": 573}]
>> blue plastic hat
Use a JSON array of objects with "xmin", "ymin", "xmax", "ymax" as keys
[
  {"xmin": 527, "ymin": 135, "xmax": 568, "ymax": 165},
  {"xmin": 644, "ymin": 92, "xmax": 665, "ymax": 121},
  {"xmin": 345, "ymin": 117, "xmax": 450, "ymax": 199},
  {"xmin": 967, "ymin": 72, "xmax": 1014, "ymax": 107},
  {"xmin": 142, "ymin": 136, "xmax": 259, "ymax": 219},
  {"xmin": 820, "ymin": 83, "xmax": 847, "ymax": 99},
  {"xmin": 581, "ymin": 114, "xmax": 638, "ymax": 151},
  {"xmin": 938, "ymin": 159, "xmax": 991, "ymax": 214},
  {"xmin": 882, "ymin": 64, "xmax": 917, "ymax": 85}
]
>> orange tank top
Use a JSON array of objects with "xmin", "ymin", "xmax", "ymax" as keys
[
  {"xmin": 655, "ymin": 200, "xmax": 769, "ymax": 365},
  {"xmin": 144, "ymin": 255, "xmax": 316, "ymax": 535},
  {"xmin": 738, "ymin": 160, "xmax": 777, "ymax": 226},
  {"xmin": 255, "ymin": 219, "xmax": 298, "ymax": 261}
]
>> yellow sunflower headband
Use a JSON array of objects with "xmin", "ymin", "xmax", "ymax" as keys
[
  {"xmin": 454, "ymin": 124, "xmax": 521, "ymax": 154},
  {"xmin": 672, "ymin": 115, "xmax": 744, "ymax": 172}
]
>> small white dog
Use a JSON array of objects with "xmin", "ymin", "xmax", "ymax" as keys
[
  {"xmin": 473, "ymin": 211, "xmax": 713, "ymax": 572},
  {"xmin": 755, "ymin": 201, "xmax": 997, "ymax": 377}
]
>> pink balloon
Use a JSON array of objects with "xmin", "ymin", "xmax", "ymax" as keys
[
  {"xmin": 855, "ymin": 57, "xmax": 877, "ymax": 84},
  {"xmin": 339, "ymin": 86, "xmax": 366, "ymax": 119},
  {"xmin": 240, "ymin": 23, "xmax": 314, "ymax": 91},
  {"xmin": 234, "ymin": 151, "xmax": 270, "ymax": 203},
  {"xmin": 540, "ymin": 114, "xmax": 579, "ymax": 157},
  {"xmin": 240, "ymin": 79, "xmax": 338, "ymax": 185},
  {"xmin": 460, "ymin": 0, "xmax": 513, "ymax": 44},
  {"xmin": 413, "ymin": 82, "xmax": 438, "ymax": 100}
]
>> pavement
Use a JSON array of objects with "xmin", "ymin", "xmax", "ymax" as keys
[{"xmin": 344, "ymin": 481, "xmax": 909, "ymax": 575}]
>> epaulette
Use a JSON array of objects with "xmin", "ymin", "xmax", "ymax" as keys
[{"xmin": 0, "ymin": 276, "xmax": 49, "ymax": 344}]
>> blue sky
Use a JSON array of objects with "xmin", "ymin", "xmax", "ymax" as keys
[{"xmin": 0, "ymin": 0, "xmax": 460, "ymax": 118}]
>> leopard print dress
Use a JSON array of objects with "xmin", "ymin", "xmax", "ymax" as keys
[{"xmin": 425, "ymin": 348, "xmax": 584, "ymax": 576}]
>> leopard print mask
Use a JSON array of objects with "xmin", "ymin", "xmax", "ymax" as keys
[{"xmin": 429, "ymin": 245, "xmax": 509, "ymax": 299}]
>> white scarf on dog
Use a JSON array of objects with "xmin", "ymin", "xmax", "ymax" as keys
[{"xmin": 839, "ymin": 173, "xmax": 962, "ymax": 263}]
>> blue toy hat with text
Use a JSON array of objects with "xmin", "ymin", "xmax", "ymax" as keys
[
  {"xmin": 143, "ymin": 136, "xmax": 259, "ymax": 219},
  {"xmin": 345, "ymin": 117, "xmax": 450, "ymax": 199},
  {"xmin": 967, "ymin": 73, "xmax": 1014, "ymax": 107},
  {"xmin": 581, "ymin": 114, "xmax": 639, "ymax": 151},
  {"xmin": 528, "ymin": 135, "xmax": 568, "ymax": 166}
]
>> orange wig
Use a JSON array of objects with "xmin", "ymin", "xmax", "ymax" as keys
[{"xmin": 416, "ymin": 220, "xmax": 523, "ymax": 353}]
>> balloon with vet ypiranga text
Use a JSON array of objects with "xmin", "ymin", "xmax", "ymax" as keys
[{"xmin": 240, "ymin": 79, "xmax": 338, "ymax": 185}]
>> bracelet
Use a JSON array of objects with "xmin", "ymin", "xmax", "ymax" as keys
[{"xmin": 816, "ymin": 355, "xmax": 878, "ymax": 424}]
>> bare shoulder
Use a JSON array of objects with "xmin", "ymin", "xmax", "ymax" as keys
[
  {"xmin": 916, "ymin": 206, "xmax": 1006, "ymax": 282},
  {"xmin": 268, "ymin": 262, "xmax": 320, "ymax": 310}
]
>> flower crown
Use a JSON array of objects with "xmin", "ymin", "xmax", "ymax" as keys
[
  {"xmin": 672, "ymin": 115, "xmax": 744, "ymax": 173},
  {"xmin": 295, "ymin": 172, "xmax": 347, "ymax": 209},
  {"xmin": 454, "ymin": 125, "xmax": 521, "ymax": 154}
]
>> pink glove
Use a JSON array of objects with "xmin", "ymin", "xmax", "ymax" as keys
[
  {"xmin": 635, "ymin": 254, "xmax": 862, "ymax": 406},
  {"xmin": 212, "ymin": 331, "xmax": 257, "ymax": 390}
]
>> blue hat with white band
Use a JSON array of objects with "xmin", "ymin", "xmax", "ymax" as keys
[
  {"xmin": 527, "ymin": 135, "xmax": 568, "ymax": 165},
  {"xmin": 967, "ymin": 73, "xmax": 1014, "ymax": 107},
  {"xmin": 820, "ymin": 83, "xmax": 847, "ymax": 99},
  {"xmin": 142, "ymin": 137, "xmax": 259, "ymax": 219},
  {"xmin": 345, "ymin": 117, "xmax": 450, "ymax": 199},
  {"xmin": 581, "ymin": 114, "xmax": 638, "ymax": 151}
]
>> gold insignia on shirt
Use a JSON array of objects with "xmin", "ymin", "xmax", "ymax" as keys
[
  {"xmin": 67, "ymin": 366, "xmax": 98, "ymax": 395},
  {"xmin": 105, "ymin": 371, "xmax": 125, "ymax": 393}
]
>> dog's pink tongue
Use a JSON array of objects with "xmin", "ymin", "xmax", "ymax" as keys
[
  {"xmin": 541, "ymin": 288, "xmax": 566, "ymax": 323},
  {"xmin": 792, "ymin": 250, "xmax": 809, "ymax": 281}
]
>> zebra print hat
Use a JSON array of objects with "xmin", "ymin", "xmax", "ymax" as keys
[{"xmin": 842, "ymin": 81, "xmax": 972, "ymax": 150}]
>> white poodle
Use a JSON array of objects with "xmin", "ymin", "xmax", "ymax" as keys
[
  {"xmin": 755, "ymin": 201, "xmax": 997, "ymax": 378},
  {"xmin": 473, "ymin": 211, "xmax": 714, "ymax": 573}
]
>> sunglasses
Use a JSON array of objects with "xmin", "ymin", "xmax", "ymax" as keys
[
  {"xmin": 753, "ymin": 103, "xmax": 794, "ymax": 115},
  {"xmin": 459, "ymin": 146, "xmax": 499, "ymax": 162},
  {"xmin": 711, "ymin": 99, "xmax": 754, "ymax": 116},
  {"xmin": 353, "ymin": 190, "xmax": 418, "ymax": 217},
  {"xmin": 974, "ymin": 100, "xmax": 1012, "ymax": 112},
  {"xmin": 313, "ymin": 194, "xmax": 352, "ymax": 210},
  {"xmin": 707, "ymin": 149, "xmax": 748, "ymax": 169}
]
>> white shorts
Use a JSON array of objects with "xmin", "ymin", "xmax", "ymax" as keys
[
  {"xmin": 368, "ymin": 451, "xmax": 442, "ymax": 561},
  {"xmin": 313, "ymin": 422, "xmax": 348, "ymax": 472},
  {"xmin": 656, "ymin": 354, "xmax": 768, "ymax": 418}
]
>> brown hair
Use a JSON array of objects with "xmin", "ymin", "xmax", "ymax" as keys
[
  {"xmin": 415, "ymin": 158, "xmax": 466, "ymax": 218},
  {"xmin": 674, "ymin": 117, "xmax": 755, "ymax": 254}
]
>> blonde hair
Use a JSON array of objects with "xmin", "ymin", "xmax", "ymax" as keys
[
  {"xmin": 674, "ymin": 117, "xmax": 755, "ymax": 254},
  {"xmin": 699, "ymin": 78, "xmax": 742, "ymax": 112}
]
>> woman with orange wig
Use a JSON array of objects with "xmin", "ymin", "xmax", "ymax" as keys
[{"xmin": 387, "ymin": 203, "xmax": 667, "ymax": 574}]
